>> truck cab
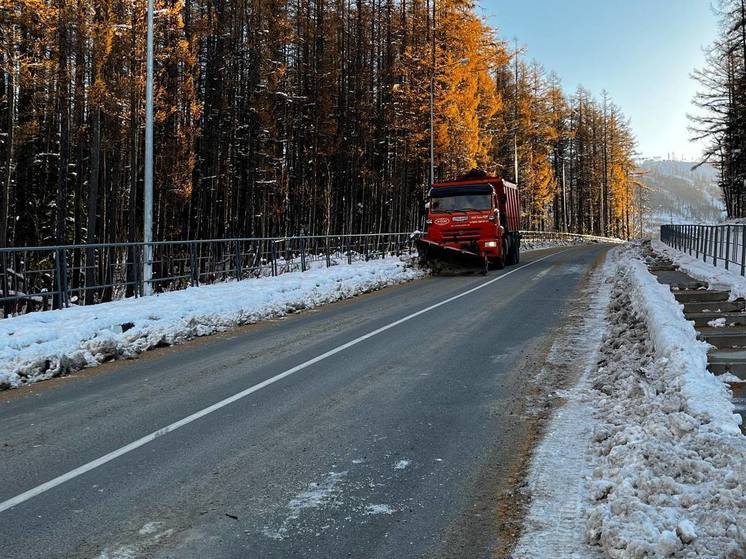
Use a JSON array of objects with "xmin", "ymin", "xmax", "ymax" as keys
[{"xmin": 423, "ymin": 173, "xmax": 521, "ymax": 269}]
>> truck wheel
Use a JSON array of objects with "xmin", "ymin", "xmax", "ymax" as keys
[
  {"xmin": 503, "ymin": 239, "xmax": 512, "ymax": 266},
  {"xmin": 507, "ymin": 238, "xmax": 519, "ymax": 265}
]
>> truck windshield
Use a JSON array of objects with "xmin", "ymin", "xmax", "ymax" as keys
[{"xmin": 431, "ymin": 194, "xmax": 492, "ymax": 212}]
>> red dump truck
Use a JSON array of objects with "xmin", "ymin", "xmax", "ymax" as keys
[{"xmin": 416, "ymin": 170, "xmax": 521, "ymax": 274}]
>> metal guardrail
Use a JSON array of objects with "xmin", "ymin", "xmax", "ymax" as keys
[
  {"xmin": 0, "ymin": 230, "xmax": 623, "ymax": 318},
  {"xmin": 0, "ymin": 233, "xmax": 417, "ymax": 317},
  {"xmin": 660, "ymin": 224, "xmax": 746, "ymax": 276}
]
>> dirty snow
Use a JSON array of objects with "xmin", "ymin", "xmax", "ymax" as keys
[
  {"xmin": 97, "ymin": 521, "xmax": 174, "ymax": 559},
  {"xmin": 393, "ymin": 459, "xmax": 411, "ymax": 470},
  {"xmin": 512, "ymin": 252, "xmax": 613, "ymax": 559},
  {"xmin": 515, "ymin": 242, "xmax": 746, "ymax": 558},
  {"xmin": 522, "ymin": 238, "xmax": 600, "ymax": 252},
  {"xmin": 262, "ymin": 471, "xmax": 348, "ymax": 540},
  {"xmin": 0, "ymin": 257, "xmax": 423, "ymax": 389}
]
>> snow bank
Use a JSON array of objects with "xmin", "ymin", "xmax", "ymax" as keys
[
  {"xmin": 522, "ymin": 237, "xmax": 602, "ymax": 252},
  {"xmin": 653, "ymin": 239, "xmax": 746, "ymax": 300},
  {"xmin": 514, "ymin": 242, "xmax": 745, "ymax": 558},
  {"xmin": 0, "ymin": 257, "xmax": 424, "ymax": 389},
  {"xmin": 586, "ymin": 243, "xmax": 745, "ymax": 557}
]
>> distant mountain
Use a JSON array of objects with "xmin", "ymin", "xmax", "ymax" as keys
[{"xmin": 638, "ymin": 159, "xmax": 725, "ymax": 233}]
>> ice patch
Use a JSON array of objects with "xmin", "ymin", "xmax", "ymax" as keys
[
  {"xmin": 97, "ymin": 521, "xmax": 173, "ymax": 559},
  {"xmin": 393, "ymin": 459, "xmax": 411, "ymax": 470},
  {"xmin": 365, "ymin": 504, "xmax": 395, "ymax": 515},
  {"xmin": 287, "ymin": 471, "xmax": 347, "ymax": 515},
  {"xmin": 137, "ymin": 522, "xmax": 162, "ymax": 536},
  {"xmin": 262, "ymin": 471, "xmax": 348, "ymax": 540}
]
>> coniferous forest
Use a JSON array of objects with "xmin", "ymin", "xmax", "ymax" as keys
[
  {"xmin": 1, "ymin": 0, "xmax": 640, "ymax": 249},
  {"xmin": 691, "ymin": 0, "xmax": 746, "ymax": 218}
]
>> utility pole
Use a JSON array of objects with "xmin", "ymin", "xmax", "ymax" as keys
[
  {"xmin": 143, "ymin": 0, "xmax": 154, "ymax": 296},
  {"xmin": 513, "ymin": 38, "xmax": 519, "ymax": 186},
  {"xmin": 429, "ymin": 0, "xmax": 436, "ymax": 187}
]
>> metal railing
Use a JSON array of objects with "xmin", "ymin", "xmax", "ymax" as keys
[
  {"xmin": 0, "ymin": 233, "xmax": 417, "ymax": 317},
  {"xmin": 0, "ymin": 229, "xmax": 624, "ymax": 318},
  {"xmin": 660, "ymin": 224, "xmax": 746, "ymax": 275}
]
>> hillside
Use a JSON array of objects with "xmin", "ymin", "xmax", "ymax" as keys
[{"xmin": 639, "ymin": 159, "xmax": 724, "ymax": 233}]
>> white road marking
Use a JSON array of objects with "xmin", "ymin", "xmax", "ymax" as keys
[{"xmin": 0, "ymin": 248, "xmax": 570, "ymax": 514}]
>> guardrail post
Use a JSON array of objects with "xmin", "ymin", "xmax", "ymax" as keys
[
  {"xmin": 346, "ymin": 236, "xmax": 352, "ymax": 265},
  {"xmin": 234, "ymin": 241, "xmax": 242, "ymax": 281},
  {"xmin": 364, "ymin": 236, "xmax": 369, "ymax": 262},
  {"xmin": 713, "ymin": 227, "xmax": 719, "ymax": 267},
  {"xmin": 741, "ymin": 226, "xmax": 746, "ymax": 276},
  {"xmin": 270, "ymin": 241, "xmax": 277, "ymax": 276},
  {"xmin": 54, "ymin": 247, "xmax": 69, "ymax": 309},
  {"xmin": 300, "ymin": 237, "xmax": 307, "ymax": 272},
  {"xmin": 1, "ymin": 250, "xmax": 9, "ymax": 314},
  {"xmin": 726, "ymin": 226, "xmax": 731, "ymax": 269},
  {"xmin": 689, "ymin": 225, "xmax": 693, "ymax": 254},
  {"xmin": 695, "ymin": 225, "xmax": 700, "ymax": 258},
  {"xmin": 134, "ymin": 244, "xmax": 142, "ymax": 297},
  {"xmin": 190, "ymin": 241, "xmax": 199, "ymax": 286}
]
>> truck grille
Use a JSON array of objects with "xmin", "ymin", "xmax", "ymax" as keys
[{"xmin": 442, "ymin": 228, "xmax": 482, "ymax": 242}]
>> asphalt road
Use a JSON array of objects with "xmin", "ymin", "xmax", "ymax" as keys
[{"xmin": 0, "ymin": 243, "xmax": 610, "ymax": 559}]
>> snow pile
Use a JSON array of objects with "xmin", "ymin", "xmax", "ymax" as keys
[
  {"xmin": 0, "ymin": 257, "xmax": 423, "ymax": 389},
  {"xmin": 522, "ymin": 237, "xmax": 601, "ymax": 252},
  {"xmin": 586, "ymin": 244, "xmax": 745, "ymax": 557},
  {"xmin": 653, "ymin": 239, "xmax": 746, "ymax": 300}
]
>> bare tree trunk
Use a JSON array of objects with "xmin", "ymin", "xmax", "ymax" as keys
[{"xmin": 1, "ymin": 64, "xmax": 14, "ymax": 249}]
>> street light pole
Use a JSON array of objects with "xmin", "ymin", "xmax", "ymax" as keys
[
  {"xmin": 513, "ymin": 38, "xmax": 519, "ymax": 186},
  {"xmin": 429, "ymin": 0, "xmax": 435, "ymax": 187},
  {"xmin": 143, "ymin": 0, "xmax": 154, "ymax": 296}
]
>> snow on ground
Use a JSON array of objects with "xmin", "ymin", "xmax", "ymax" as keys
[
  {"xmin": 0, "ymin": 256, "xmax": 423, "ymax": 389},
  {"xmin": 653, "ymin": 239, "xmax": 746, "ymax": 300},
  {"xmin": 522, "ymin": 237, "xmax": 603, "ymax": 252},
  {"xmin": 512, "ymin": 257, "xmax": 613, "ymax": 559},
  {"xmin": 514, "ymin": 242, "xmax": 746, "ymax": 558},
  {"xmin": 522, "ymin": 234, "xmax": 624, "ymax": 252}
]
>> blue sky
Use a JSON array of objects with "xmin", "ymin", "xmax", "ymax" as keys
[{"xmin": 478, "ymin": 0, "xmax": 719, "ymax": 160}]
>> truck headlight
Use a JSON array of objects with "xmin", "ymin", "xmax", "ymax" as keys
[{"xmin": 484, "ymin": 241, "xmax": 497, "ymax": 248}]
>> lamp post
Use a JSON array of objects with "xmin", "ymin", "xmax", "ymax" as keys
[
  {"xmin": 513, "ymin": 38, "xmax": 520, "ymax": 186},
  {"xmin": 429, "ymin": 0, "xmax": 436, "ymax": 187},
  {"xmin": 143, "ymin": 0, "xmax": 154, "ymax": 296}
]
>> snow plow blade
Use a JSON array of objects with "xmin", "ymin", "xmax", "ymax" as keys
[{"xmin": 416, "ymin": 238, "xmax": 488, "ymax": 275}]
